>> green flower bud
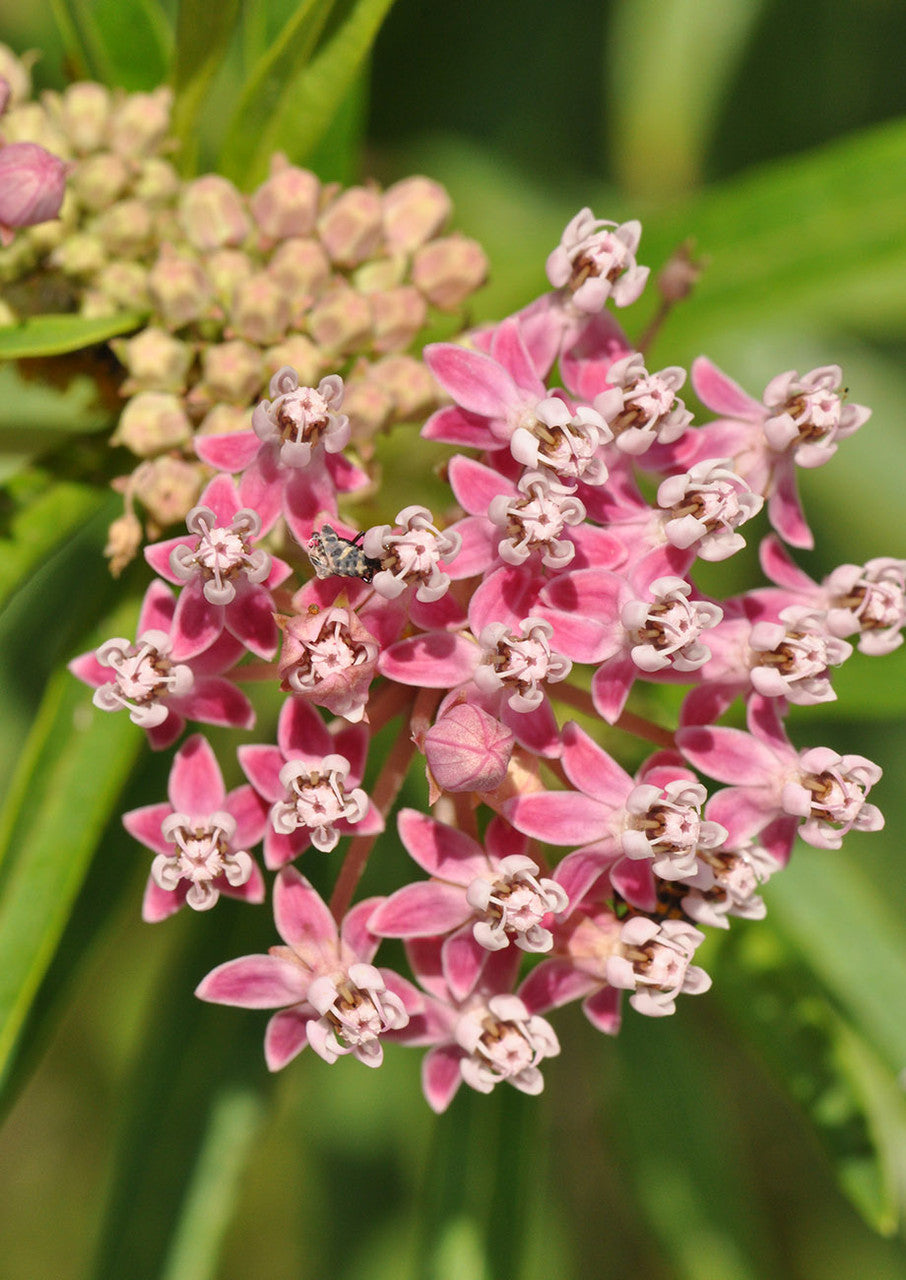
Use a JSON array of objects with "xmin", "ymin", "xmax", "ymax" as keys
[
  {"xmin": 133, "ymin": 454, "xmax": 204, "ymax": 530},
  {"xmin": 57, "ymin": 81, "xmax": 112, "ymax": 153},
  {"xmin": 367, "ymin": 354, "xmax": 441, "ymax": 422},
  {"xmin": 50, "ymin": 230, "xmax": 106, "ymax": 277},
  {"xmin": 96, "ymin": 197, "xmax": 155, "ymax": 258},
  {"xmin": 113, "ymin": 326, "xmax": 193, "ymax": 393},
  {"xmin": 194, "ymin": 338, "xmax": 263, "ymax": 405},
  {"xmin": 70, "ymin": 152, "xmax": 131, "ymax": 212},
  {"xmin": 113, "ymin": 391, "xmax": 192, "ymax": 456},
  {"xmin": 204, "ymin": 248, "xmax": 253, "ymax": 308},
  {"xmin": 95, "ymin": 261, "xmax": 151, "ymax": 311},
  {"xmin": 107, "ymin": 87, "xmax": 173, "ymax": 157},
  {"xmin": 382, "ymin": 176, "xmax": 451, "ymax": 253},
  {"xmin": 229, "ymin": 270, "xmax": 291, "ymax": 346},
  {"xmin": 131, "ymin": 157, "xmax": 180, "ymax": 206},
  {"xmin": 369, "ymin": 285, "xmax": 427, "ymax": 354},
  {"xmin": 262, "ymin": 334, "xmax": 323, "ymax": 387},
  {"xmin": 148, "ymin": 246, "xmax": 212, "ymax": 329}
]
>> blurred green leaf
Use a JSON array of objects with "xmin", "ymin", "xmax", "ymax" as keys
[
  {"xmin": 220, "ymin": 0, "xmax": 396, "ymax": 187},
  {"xmin": 608, "ymin": 0, "xmax": 768, "ymax": 198},
  {"xmin": 50, "ymin": 0, "xmax": 172, "ymax": 88},
  {"xmin": 0, "ymin": 658, "xmax": 143, "ymax": 1100},
  {"xmin": 0, "ymin": 312, "xmax": 143, "ymax": 358},
  {"xmin": 171, "ymin": 0, "xmax": 242, "ymax": 169},
  {"xmin": 0, "ymin": 477, "xmax": 105, "ymax": 613}
]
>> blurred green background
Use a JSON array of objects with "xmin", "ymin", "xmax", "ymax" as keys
[{"xmin": 1, "ymin": 2, "xmax": 905, "ymax": 1278}]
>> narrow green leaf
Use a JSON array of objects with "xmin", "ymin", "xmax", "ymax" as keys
[
  {"xmin": 0, "ymin": 312, "xmax": 144, "ymax": 358},
  {"xmin": 48, "ymin": 0, "xmax": 95, "ymax": 80},
  {"xmin": 223, "ymin": 0, "xmax": 397, "ymax": 187},
  {"xmin": 219, "ymin": 0, "xmax": 334, "ymax": 183},
  {"xmin": 49, "ymin": 0, "xmax": 173, "ymax": 88},
  {"xmin": 0, "ymin": 665, "xmax": 143, "ymax": 1096},
  {"xmin": 170, "ymin": 0, "xmax": 243, "ymax": 166},
  {"xmin": 160, "ymin": 1087, "xmax": 266, "ymax": 1280},
  {"xmin": 0, "ymin": 478, "xmax": 105, "ymax": 613}
]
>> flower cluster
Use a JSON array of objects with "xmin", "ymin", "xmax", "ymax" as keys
[
  {"xmin": 0, "ymin": 43, "xmax": 487, "ymax": 571},
  {"xmin": 71, "ymin": 203, "xmax": 896, "ymax": 1112}
]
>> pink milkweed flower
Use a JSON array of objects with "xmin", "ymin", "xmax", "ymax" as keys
[
  {"xmin": 592, "ymin": 353, "xmax": 691, "ymax": 455},
  {"xmin": 277, "ymin": 600, "xmax": 380, "ymax": 723},
  {"xmin": 362, "ymin": 505, "xmax": 461, "ymax": 603},
  {"xmin": 687, "ymin": 357, "xmax": 870, "ymax": 549},
  {"xmin": 473, "ymin": 617, "xmax": 571, "ymax": 713},
  {"xmin": 122, "ymin": 734, "xmax": 267, "ymax": 921},
  {"xmin": 145, "ymin": 473, "xmax": 291, "ymax": 661},
  {"xmin": 678, "ymin": 695, "xmax": 884, "ymax": 850},
  {"xmin": 0, "ymin": 140, "xmax": 67, "ymax": 245},
  {"xmin": 369, "ymin": 810, "xmax": 569, "ymax": 1000},
  {"xmin": 517, "ymin": 897, "xmax": 625, "ymax": 1035},
  {"xmin": 195, "ymin": 365, "xmax": 367, "ymax": 544},
  {"xmin": 506, "ymin": 721, "xmax": 727, "ymax": 910},
  {"xmin": 196, "ymin": 867, "xmax": 420, "ymax": 1070},
  {"xmin": 545, "ymin": 210, "xmax": 649, "ymax": 311},
  {"xmin": 758, "ymin": 535, "xmax": 906, "ymax": 657},
  {"xmin": 605, "ymin": 915, "xmax": 712, "ymax": 1017},
  {"xmin": 238, "ymin": 696, "xmax": 382, "ymax": 868},
  {"xmin": 678, "ymin": 834, "xmax": 781, "ymax": 930},
  {"xmin": 396, "ymin": 939, "xmax": 559, "ymax": 1111},
  {"xmin": 655, "ymin": 459, "xmax": 764, "ymax": 561},
  {"xmin": 68, "ymin": 580, "xmax": 254, "ymax": 750}
]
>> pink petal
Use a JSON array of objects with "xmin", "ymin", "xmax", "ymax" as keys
[
  {"xmin": 441, "ymin": 926, "xmax": 487, "ymax": 1002},
  {"xmin": 198, "ymin": 473, "xmax": 241, "ymax": 522},
  {"xmin": 142, "ymin": 877, "xmax": 186, "ymax": 922},
  {"xmin": 223, "ymin": 860, "xmax": 266, "ymax": 904},
  {"xmin": 123, "ymin": 802, "xmax": 173, "ymax": 856},
  {"xmin": 175, "ymin": 676, "xmax": 254, "ymax": 730},
  {"xmin": 560, "ymin": 721, "xmax": 632, "ymax": 805},
  {"xmin": 397, "ymin": 808, "xmax": 486, "ymax": 878},
  {"xmin": 422, "ymin": 1045, "xmax": 463, "ymax": 1113},
  {"xmin": 560, "ymin": 311, "xmax": 633, "ymax": 401},
  {"xmin": 226, "ymin": 784, "xmax": 270, "ymax": 848},
  {"xmin": 264, "ymin": 1009, "xmax": 311, "ymax": 1070},
  {"xmin": 448, "ymin": 454, "xmax": 511, "ymax": 514},
  {"xmin": 468, "ymin": 565, "xmax": 542, "ymax": 636},
  {"xmin": 609, "ymin": 856, "xmax": 658, "ymax": 910},
  {"xmin": 502, "ymin": 697, "xmax": 562, "ymax": 758},
  {"xmin": 194, "ymin": 430, "xmax": 260, "ymax": 472},
  {"xmin": 144, "ymin": 534, "xmax": 188, "ymax": 583},
  {"xmin": 554, "ymin": 844, "xmax": 616, "ymax": 904},
  {"xmin": 767, "ymin": 466, "xmax": 813, "ymax": 550},
  {"xmin": 759, "ymin": 535, "xmax": 815, "ymax": 591},
  {"xmin": 238, "ymin": 743, "xmax": 286, "ymax": 801},
  {"xmin": 705, "ymin": 786, "xmax": 774, "ymax": 845},
  {"xmin": 590, "ymin": 655, "xmax": 636, "ymax": 724},
  {"xmin": 278, "ymin": 696, "xmax": 332, "ymax": 758},
  {"xmin": 341, "ymin": 896, "xmax": 382, "ymax": 960},
  {"xmin": 369, "ymin": 882, "xmax": 471, "ymax": 936},
  {"xmin": 445, "ymin": 517, "xmax": 497, "ymax": 579},
  {"xmin": 170, "ymin": 584, "xmax": 225, "ymax": 662},
  {"xmin": 424, "ymin": 342, "xmax": 519, "ymax": 418},
  {"xmin": 583, "ymin": 986, "xmax": 622, "ymax": 1035},
  {"xmin": 489, "ymin": 317, "xmax": 545, "ymax": 394},
  {"xmin": 237, "ymin": 452, "xmax": 283, "ymax": 533},
  {"xmin": 196, "ymin": 953, "xmax": 306, "ymax": 1007},
  {"xmin": 691, "ymin": 357, "xmax": 762, "ymax": 420},
  {"xmin": 504, "ymin": 790, "xmax": 611, "ymax": 845},
  {"xmin": 226, "ymin": 581, "xmax": 279, "ymax": 659},
  {"xmin": 379, "ymin": 631, "xmax": 478, "ymax": 687},
  {"xmin": 273, "ymin": 866, "xmax": 337, "ymax": 950},
  {"xmin": 168, "ymin": 733, "xmax": 225, "ymax": 813},
  {"xmin": 138, "ymin": 579, "xmax": 177, "ymax": 632},
  {"xmin": 421, "ymin": 404, "xmax": 499, "ymax": 448},
  {"xmin": 518, "ymin": 958, "xmax": 597, "ymax": 1013},
  {"xmin": 677, "ymin": 725, "xmax": 779, "ymax": 785}
]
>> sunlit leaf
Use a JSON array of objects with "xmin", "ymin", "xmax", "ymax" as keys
[
  {"xmin": 171, "ymin": 0, "xmax": 242, "ymax": 168},
  {"xmin": 0, "ymin": 478, "xmax": 105, "ymax": 613},
  {"xmin": 0, "ymin": 312, "xmax": 144, "ymax": 358}
]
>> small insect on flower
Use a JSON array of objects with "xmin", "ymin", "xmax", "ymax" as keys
[{"xmin": 306, "ymin": 524, "xmax": 382, "ymax": 582}]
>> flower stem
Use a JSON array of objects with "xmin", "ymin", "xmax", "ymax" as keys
[{"xmin": 550, "ymin": 680, "xmax": 676, "ymax": 749}]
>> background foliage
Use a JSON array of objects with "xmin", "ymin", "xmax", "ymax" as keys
[{"xmin": 0, "ymin": 1, "xmax": 905, "ymax": 1277}]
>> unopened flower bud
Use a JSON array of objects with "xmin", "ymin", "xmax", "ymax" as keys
[
  {"xmin": 250, "ymin": 154, "xmax": 320, "ymax": 241},
  {"xmin": 69, "ymin": 151, "xmax": 130, "ymax": 211},
  {"xmin": 229, "ymin": 270, "xmax": 291, "ymax": 345},
  {"xmin": 113, "ymin": 327, "xmax": 193, "ymax": 393},
  {"xmin": 0, "ymin": 78, "xmax": 11, "ymax": 118},
  {"xmin": 197, "ymin": 404, "xmax": 252, "ymax": 436},
  {"xmin": 369, "ymin": 285, "xmax": 427, "ymax": 353},
  {"xmin": 50, "ymin": 230, "xmax": 105, "ymax": 276},
  {"xmin": 104, "ymin": 510, "xmax": 144, "ymax": 577},
  {"xmin": 0, "ymin": 45, "xmax": 31, "ymax": 105},
  {"xmin": 96, "ymin": 197, "xmax": 154, "ymax": 257},
  {"xmin": 267, "ymin": 237, "xmax": 330, "ymax": 319},
  {"xmin": 382, "ymin": 175, "xmax": 451, "ymax": 253},
  {"xmin": 367, "ymin": 354, "xmax": 440, "ymax": 420},
  {"xmin": 131, "ymin": 157, "xmax": 180, "ymax": 205},
  {"xmin": 57, "ymin": 81, "xmax": 112, "ymax": 153},
  {"xmin": 412, "ymin": 234, "xmax": 488, "ymax": 310},
  {"xmin": 196, "ymin": 339, "xmax": 263, "ymax": 404},
  {"xmin": 353, "ymin": 255, "xmax": 406, "ymax": 293},
  {"xmin": 114, "ymin": 391, "xmax": 192, "ymax": 456},
  {"xmin": 0, "ymin": 141, "xmax": 67, "ymax": 243},
  {"xmin": 180, "ymin": 175, "xmax": 250, "ymax": 251},
  {"xmin": 318, "ymin": 185, "xmax": 383, "ymax": 267},
  {"xmin": 1, "ymin": 103, "xmax": 68, "ymax": 154},
  {"xmin": 657, "ymin": 239, "xmax": 704, "ymax": 304},
  {"xmin": 425, "ymin": 703, "xmax": 514, "ymax": 794},
  {"xmin": 95, "ymin": 261, "xmax": 150, "ymax": 310},
  {"xmin": 107, "ymin": 87, "xmax": 172, "ymax": 156},
  {"xmin": 133, "ymin": 455, "xmax": 203, "ymax": 529},
  {"xmin": 342, "ymin": 374, "xmax": 392, "ymax": 438},
  {"xmin": 263, "ymin": 334, "xmax": 323, "ymax": 386},
  {"xmin": 308, "ymin": 284, "xmax": 372, "ymax": 355},
  {"xmin": 204, "ymin": 248, "xmax": 253, "ymax": 308},
  {"xmin": 148, "ymin": 246, "xmax": 212, "ymax": 328}
]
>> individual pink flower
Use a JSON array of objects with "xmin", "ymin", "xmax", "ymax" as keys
[
  {"xmin": 0, "ymin": 140, "xmax": 67, "ymax": 245},
  {"xmin": 473, "ymin": 617, "xmax": 571, "ymax": 712},
  {"xmin": 238, "ymin": 696, "xmax": 382, "ymax": 868},
  {"xmin": 757, "ymin": 535, "xmax": 906, "ymax": 656},
  {"xmin": 145, "ymin": 473, "xmax": 291, "ymax": 661},
  {"xmin": 369, "ymin": 810, "xmax": 569, "ymax": 999},
  {"xmin": 122, "ymin": 735, "xmax": 267, "ymax": 921},
  {"xmin": 678, "ymin": 695, "xmax": 884, "ymax": 850},
  {"xmin": 363, "ymin": 504, "xmax": 461, "ymax": 603},
  {"xmin": 395, "ymin": 939, "xmax": 559, "ymax": 1111},
  {"xmin": 195, "ymin": 365, "xmax": 367, "ymax": 544},
  {"xmin": 655, "ymin": 458, "xmax": 764, "ymax": 560},
  {"xmin": 277, "ymin": 599, "xmax": 380, "ymax": 723},
  {"xmin": 68, "ymin": 580, "xmax": 253, "ymax": 750},
  {"xmin": 196, "ymin": 867, "xmax": 420, "ymax": 1070},
  {"xmin": 605, "ymin": 915, "xmax": 712, "ymax": 1017},
  {"xmin": 545, "ymin": 210, "xmax": 649, "ymax": 311},
  {"xmin": 687, "ymin": 357, "xmax": 870, "ymax": 548},
  {"xmin": 593, "ymin": 352, "xmax": 691, "ymax": 455},
  {"xmin": 678, "ymin": 834, "xmax": 781, "ymax": 929},
  {"xmin": 516, "ymin": 896, "xmax": 624, "ymax": 1035}
]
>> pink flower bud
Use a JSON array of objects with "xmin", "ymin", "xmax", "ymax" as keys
[
  {"xmin": 148, "ymin": 246, "xmax": 212, "ymax": 329},
  {"xmin": 0, "ymin": 46, "xmax": 32, "ymax": 105},
  {"xmin": 318, "ymin": 185, "xmax": 383, "ymax": 267},
  {"xmin": 51, "ymin": 230, "xmax": 105, "ymax": 277},
  {"xmin": 113, "ymin": 327, "xmax": 193, "ymax": 394},
  {"xmin": 308, "ymin": 284, "xmax": 372, "ymax": 355},
  {"xmin": 250, "ymin": 154, "xmax": 320, "ymax": 241},
  {"xmin": 267, "ymin": 237, "xmax": 330, "ymax": 320},
  {"xmin": 412, "ymin": 234, "xmax": 488, "ymax": 310},
  {"xmin": 196, "ymin": 339, "xmax": 263, "ymax": 404},
  {"xmin": 0, "ymin": 78, "xmax": 10, "ymax": 118},
  {"xmin": 57, "ymin": 81, "xmax": 112, "ymax": 153},
  {"xmin": 69, "ymin": 151, "xmax": 130, "ymax": 211},
  {"xmin": 367, "ymin": 354, "xmax": 441, "ymax": 420},
  {"xmin": 179, "ymin": 175, "xmax": 250, "ymax": 251},
  {"xmin": 132, "ymin": 157, "xmax": 180, "ymax": 206},
  {"xmin": 107, "ymin": 87, "xmax": 172, "ymax": 157},
  {"xmin": 133, "ymin": 456, "xmax": 203, "ymax": 529},
  {"xmin": 425, "ymin": 703, "xmax": 514, "ymax": 794},
  {"xmin": 95, "ymin": 262, "xmax": 150, "ymax": 311},
  {"xmin": 0, "ymin": 141, "xmax": 66, "ymax": 243},
  {"xmin": 263, "ymin": 335, "xmax": 323, "ymax": 387},
  {"xmin": 382, "ymin": 175, "xmax": 451, "ymax": 253},
  {"xmin": 104, "ymin": 510, "xmax": 144, "ymax": 577},
  {"xmin": 114, "ymin": 392, "xmax": 192, "ymax": 456},
  {"xmin": 342, "ymin": 374, "xmax": 393, "ymax": 438},
  {"xmin": 96, "ymin": 197, "xmax": 154, "ymax": 257},
  {"xmin": 369, "ymin": 285, "xmax": 427, "ymax": 354},
  {"xmin": 229, "ymin": 270, "xmax": 291, "ymax": 345}
]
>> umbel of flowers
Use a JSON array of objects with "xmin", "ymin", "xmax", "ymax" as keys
[
  {"xmin": 0, "ymin": 42, "xmax": 488, "ymax": 573},
  {"xmin": 71, "ymin": 202, "xmax": 897, "ymax": 1113}
]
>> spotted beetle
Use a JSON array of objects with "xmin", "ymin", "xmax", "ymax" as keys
[{"xmin": 306, "ymin": 524, "xmax": 381, "ymax": 582}]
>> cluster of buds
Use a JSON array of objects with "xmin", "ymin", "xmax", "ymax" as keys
[
  {"xmin": 0, "ymin": 43, "xmax": 488, "ymax": 571},
  {"xmin": 71, "ymin": 206, "xmax": 896, "ymax": 1113},
  {"xmin": 0, "ymin": 66, "xmax": 66, "ymax": 247}
]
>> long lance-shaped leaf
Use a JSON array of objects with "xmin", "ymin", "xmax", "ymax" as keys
[
  {"xmin": 170, "ymin": 0, "xmax": 242, "ymax": 168},
  {"xmin": 0, "ymin": 312, "xmax": 144, "ymax": 359},
  {"xmin": 49, "ymin": 0, "xmax": 172, "ymax": 89},
  {"xmin": 0, "ymin": 479, "xmax": 106, "ymax": 614},
  {"xmin": 222, "ymin": 0, "xmax": 398, "ymax": 187},
  {"xmin": 0, "ymin": 662, "xmax": 143, "ymax": 1098}
]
